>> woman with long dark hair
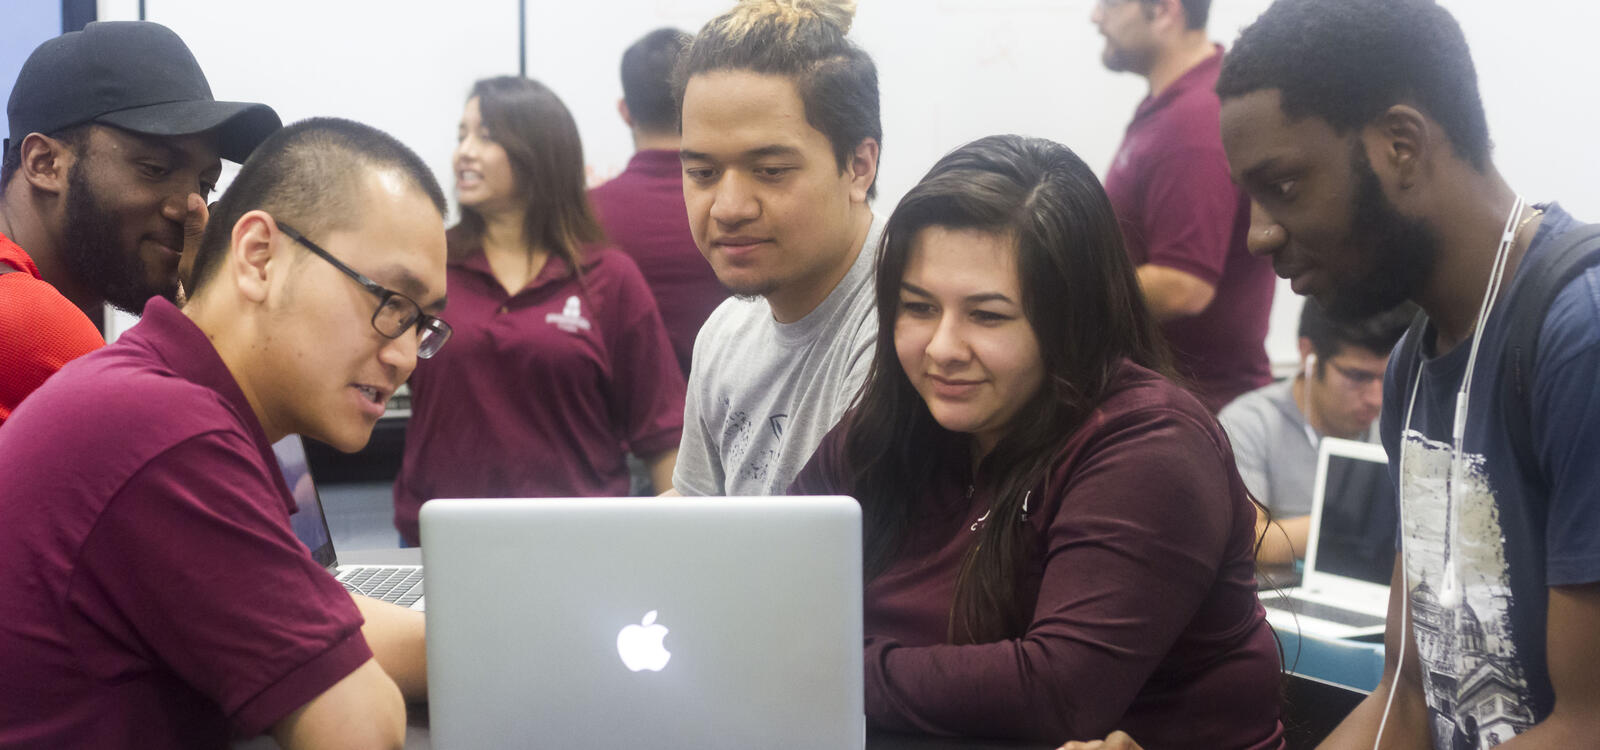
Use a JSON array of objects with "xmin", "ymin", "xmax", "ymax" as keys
[
  {"xmin": 392, "ymin": 77, "xmax": 685, "ymax": 546},
  {"xmin": 792, "ymin": 135, "xmax": 1283, "ymax": 747}
]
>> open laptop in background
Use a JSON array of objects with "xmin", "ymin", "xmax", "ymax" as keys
[
  {"xmin": 1262, "ymin": 437, "xmax": 1396, "ymax": 640},
  {"xmin": 422, "ymin": 496, "xmax": 865, "ymax": 750},
  {"xmin": 271, "ymin": 435, "xmax": 424, "ymax": 611}
]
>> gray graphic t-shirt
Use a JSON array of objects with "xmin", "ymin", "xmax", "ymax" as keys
[
  {"xmin": 1381, "ymin": 204, "xmax": 1600, "ymax": 749},
  {"xmin": 673, "ymin": 215, "xmax": 883, "ymax": 496}
]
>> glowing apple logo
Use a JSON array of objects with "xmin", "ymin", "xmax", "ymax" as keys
[{"xmin": 616, "ymin": 610, "xmax": 671, "ymax": 672}]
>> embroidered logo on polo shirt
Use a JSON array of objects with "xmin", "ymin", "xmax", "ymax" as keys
[{"xmin": 545, "ymin": 295, "xmax": 592, "ymax": 333}]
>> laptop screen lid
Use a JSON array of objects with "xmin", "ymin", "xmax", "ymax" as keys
[
  {"xmin": 421, "ymin": 496, "xmax": 865, "ymax": 750},
  {"xmin": 1301, "ymin": 437, "xmax": 1395, "ymax": 603},
  {"xmin": 270, "ymin": 435, "xmax": 338, "ymax": 569}
]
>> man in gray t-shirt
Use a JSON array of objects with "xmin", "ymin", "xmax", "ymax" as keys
[
  {"xmin": 669, "ymin": 6, "xmax": 884, "ymax": 496},
  {"xmin": 1219, "ymin": 299, "xmax": 1411, "ymax": 562},
  {"xmin": 676, "ymin": 217, "xmax": 882, "ymax": 495}
]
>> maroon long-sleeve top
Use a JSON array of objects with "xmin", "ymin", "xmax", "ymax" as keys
[{"xmin": 792, "ymin": 361, "xmax": 1285, "ymax": 747}]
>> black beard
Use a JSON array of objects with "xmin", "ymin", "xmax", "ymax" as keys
[
  {"xmin": 1322, "ymin": 150, "xmax": 1438, "ymax": 323},
  {"xmin": 58, "ymin": 163, "xmax": 177, "ymax": 313},
  {"xmin": 722, "ymin": 276, "xmax": 780, "ymax": 301},
  {"xmin": 1101, "ymin": 45, "xmax": 1153, "ymax": 76}
]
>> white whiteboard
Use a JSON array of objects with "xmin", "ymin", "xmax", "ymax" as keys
[{"xmin": 97, "ymin": 0, "xmax": 1600, "ymax": 364}]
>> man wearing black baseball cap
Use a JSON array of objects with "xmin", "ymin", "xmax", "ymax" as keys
[{"xmin": 0, "ymin": 20, "xmax": 279, "ymax": 426}]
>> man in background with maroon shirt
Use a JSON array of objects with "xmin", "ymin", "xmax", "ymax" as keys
[
  {"xmin": 590, "ymin": 27, "xmax": 729, "ymax": 377},
  {"xmin": 1092, "ymin": 0, "xmax": 1275, "ymax": 411}
]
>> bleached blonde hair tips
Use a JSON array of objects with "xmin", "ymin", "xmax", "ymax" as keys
[{"xmin": 715, "ymin": 0, "xmax": 857, "ymax": 40}]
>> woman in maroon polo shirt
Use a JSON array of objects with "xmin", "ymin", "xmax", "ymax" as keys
[
  {"xmin": 790, "ymin": 135, "xmax": 1284, "ymax": 747},
  {"xmin": 393, "ymin": 77, "xmax": 685, "ymax": 545}
]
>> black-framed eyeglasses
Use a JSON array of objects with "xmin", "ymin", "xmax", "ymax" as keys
[
  {"xmin": 277, "ymin": 221, "xmax": 452, "ymax": 359},
  {"xmin": 1326, "ymin": 359, "xmax": 1384, "ymax": 389}
]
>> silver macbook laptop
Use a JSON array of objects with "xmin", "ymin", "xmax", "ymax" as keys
[
  {"xmin": 1262, "ymin": 437, "xmax": 1396, "ymax": 639},
  {"xmin": 271, "ymin": 435, "xmax": 425, "ymax": 610},
  {"xmin": 421, "ymin": 496, "xmax": 865, "ymax": 750}
]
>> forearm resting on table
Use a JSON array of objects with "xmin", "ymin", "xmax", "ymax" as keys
[
  {"xmin": 351, "ymin": 593, "xmax": 427, "ymax": 702},
  {"xmin": 646, "ymin": 448, "xmax": 679, "ymax": 495},
  {"xmin": 272, "ymin": 659, "xmax": 405, "ymax": 750},
  {"xmin": 1135, "ymin": 264, "xmax": 1215, "ymax": 321}
]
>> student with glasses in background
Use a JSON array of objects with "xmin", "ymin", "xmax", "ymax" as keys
[{"xmin": 1219, "ymin": 297, "xmax": 1415, "ymax": 564}]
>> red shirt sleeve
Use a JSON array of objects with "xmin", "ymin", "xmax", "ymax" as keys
[
  {"xmin": 0, "ymin": 274, "xmax": 104, "ymax": 423},
  {"xmin": 862, "ymin": 407, "xmax": 1244, "ymax": 739},
  {"xmin": 67, "ymin": 431, "xmax": 373, "ymax": 736},
  {"xmin": 1133, "ymin": 147, "xmax": 1241, "ymax": 286},
  {"xmin": 601, "ymin": 253, "xmax": 686, "ymax": 457}
]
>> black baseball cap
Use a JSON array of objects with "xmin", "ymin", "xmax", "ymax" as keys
[{"xmin": 5, "ymin": 21, "xmax": 280, "ymax": 163}]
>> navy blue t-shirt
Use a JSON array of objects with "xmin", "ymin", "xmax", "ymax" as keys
[{"xmin": 1380, "ymin": 204, "xmax": 1600, "ymax": 749}]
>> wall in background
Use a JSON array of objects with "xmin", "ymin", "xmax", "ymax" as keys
[{"xmin": 1, "ymin": 1, "xmax": 65, "ymax": 145}]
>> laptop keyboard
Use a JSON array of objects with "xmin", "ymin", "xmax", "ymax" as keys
[
  {"xmin": 1263, "ymin": 596, "xmax": 1386, "ymax": 628},
  {"xmin": 338, "ymin": 566, "xmax": 424, "ymax": 608}
]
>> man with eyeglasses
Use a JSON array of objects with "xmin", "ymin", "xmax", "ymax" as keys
[
  {"xmin": 0, "ymin": 118, "xmax": 446, "ymax": 749},
  {"xmin": 0, "ymin": 21, "xmax": 279, "ymax": 427},
  {"xmin": 1220, "ymin": 299, "xmax": 1415, "ymax": 563},
  {"xmin": 1091, "ymin": 0, "xmax": 1275, "ymax": 412}
]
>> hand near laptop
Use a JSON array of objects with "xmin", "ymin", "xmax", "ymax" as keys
[
  {"xmin": 1057, "ymin": 730, "xmax": 1144, "ymax": 750},
  {"xmin": 351, "ymin": 593, "xmax": 428, "ymax": 703}
]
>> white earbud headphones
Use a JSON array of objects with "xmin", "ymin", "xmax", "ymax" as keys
[
  {"xmin": 1372, "ymin": 196, "xmax": 1528, "ymax": 750},
  {"xmin": 1297, "ymin": 353, "xmax": 1322, "ymax": 448}
]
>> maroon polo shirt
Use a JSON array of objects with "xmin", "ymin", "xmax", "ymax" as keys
[
  {"xmin": 1103, "ymin": 47, "xmax": 1274, "ymax": 411},
  {"xmin": 590, "ymin": 148, "xmax": 729, "ymax": 375},
  {"xmin": 791, "ymin": 361, "xmax": 1284, "ymax": 747},
  {"xmin": 394, "ymin": 240, "xmax": 685, "ymax": 544},
  {"xmin": 0, "ymin": 297, "xmax": 372, "ymax": 748}
]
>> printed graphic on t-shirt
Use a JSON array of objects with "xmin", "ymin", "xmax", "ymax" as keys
[
  {"xmin": 1401, "ymin": 430, "xmax": 1535, "ymax": 749},
  {"xmin": 717, "ymin": 399, "xmax": 780, "ymax": 486},
  {"xmin": 546, "ymin": 295, "xmax": 592, "ymax": 333},
  {"xmin": 720, "ymin": 401, "xmax": 753, "ymax": 465}
]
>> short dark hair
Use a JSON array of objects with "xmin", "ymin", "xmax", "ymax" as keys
[
  {"xmin": 189, "ymin": 117, "xmax": 445, "ymax": 292},
  {"xmin": 1216, "ymin": 0, "xmax": 1491, "ymax": 171},
  {"xmin": 622, "ymin": 28, "xmax": 690, "ymax": 134},
  {"xmin": 1298, "ymin": 298, "xmax": 1417, "ymax": 364},
  {"xmin": 0, "ymin": 125, "xmax": 89, "ymax": 188},
  {"xmin": 675, "ymin": 0, "xmax": 882, "ymax": 199},
  {"xmin": 1178, "ymin": 0, "xmax": 1211, "ymax": 30},
  {"xmin": 1130, "ymin": 0, "xmax": 1208, "ymax": 30}
]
